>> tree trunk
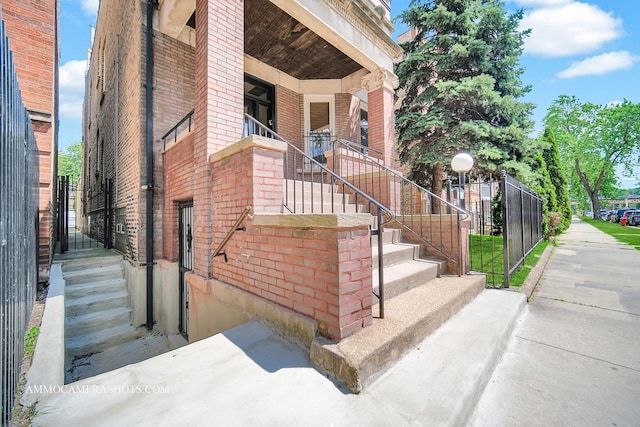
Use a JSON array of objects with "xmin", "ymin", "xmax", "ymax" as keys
[
  {"xmin": 431, "ymin": 163, "xmax": 444, "ymax": 214},
  {"xmin": 590, "ymin": 192, "xmax": 601, "ymax": 220}
]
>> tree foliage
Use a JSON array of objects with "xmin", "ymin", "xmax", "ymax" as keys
[
  {"xmin": 540, "ymin": 128, "xmax": 572, "ymax": 232},
  {"xmin": 395, "ymin": 0, "xmax": 535, "ymax": 189},
  {"xmin": 58, "ymin": 142, "xmax": 82, "ymax": 178},
  {"xmin": 544, "ymin": 96, "xmax": 640, "ymax": 219}
]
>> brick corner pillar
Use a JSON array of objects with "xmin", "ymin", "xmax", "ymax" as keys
[
  {"xmin": 193, "ymin": 0, "xmax": 244, "ymax": 278},
  {"xmin": 362, "ymin": 68, "xmax": 398, "ymax": 169}
]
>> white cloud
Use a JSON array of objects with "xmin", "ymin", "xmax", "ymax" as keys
[
  {"xmin": 80, "ymin": 0, "xmax": 99, "ymax": 16},
  {"xmin": 556, "ymin": 51, "xmax": 639, "ymax": 78},
  {"xmin": 520, "ymin": 2, "xmax": 623, "ymax": 57},
  {"xmin": 59, "ymin": 60, "xmax": 87, "ymax": 120}
]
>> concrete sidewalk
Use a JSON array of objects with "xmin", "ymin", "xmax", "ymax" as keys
[{"xmin": 469, "ymin": 217, "xmax": 640, "ymax": 426}]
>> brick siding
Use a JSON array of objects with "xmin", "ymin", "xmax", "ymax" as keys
[{"xmin": 2, "ymin": 0, "xmax": 57, "ymax": 275}]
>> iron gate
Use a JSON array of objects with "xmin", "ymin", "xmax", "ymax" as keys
[
  {"xmin": 178, "ymin": 202, "xmax": 193, "ymax": 339},
  {"xmin": 57, "ymin": 176, "xmax": 113, "ymax": 252}
]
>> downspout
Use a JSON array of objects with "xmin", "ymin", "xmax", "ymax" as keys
[
  {"xmin": 114, "ymin": 34, "xmax": 119, "ymax": 206},
  {"xmin": 145, "ymin": 0, "xmax": 155, "ymax": 330}
]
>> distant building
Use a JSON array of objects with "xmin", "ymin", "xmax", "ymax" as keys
[{"xmin": 2, "ymin": 0, "xmax": 59, "ymax": 280}]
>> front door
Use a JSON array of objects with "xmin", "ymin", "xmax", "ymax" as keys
[
  {"xmin": 178, "ymin": 202, "xmax": 193, "ymax": 339},
  {"xmin": 304, "ymin": 95, "xmax": 335, "ymax": 164}
]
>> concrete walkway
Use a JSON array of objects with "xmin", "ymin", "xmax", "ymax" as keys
[
  {"xmin": 469, "ymin": 217, "xmax": 640, "ymax": 426},
  {"xmin": 30, "ymin": 288, "xmax": 525, "ymax": 426}
]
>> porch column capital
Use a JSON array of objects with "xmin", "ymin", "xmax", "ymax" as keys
[{"xmin": 361, "ymin": 68, "xmax": 398, "ymax": 92}]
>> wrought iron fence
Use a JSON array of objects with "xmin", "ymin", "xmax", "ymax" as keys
[
  {"xmin": 501, "ymin": 171, "xmax": 544, "ymax": 287},
  {"xmin": 464, "ymin": 172, "xmax": 543, "ymax": 287},
  {"xmin": 0, "ymin": 10, "xmax": 40, "ymax": 424}
]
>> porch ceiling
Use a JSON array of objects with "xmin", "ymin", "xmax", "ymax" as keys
[{"xmin": 244, "ymin": 0, "xmax": 364, "ymax": 80}]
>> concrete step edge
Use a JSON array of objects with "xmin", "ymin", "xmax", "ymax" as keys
[{"xmin": 310, "ymin": 275, "xmax": 491, "ymax": 393}]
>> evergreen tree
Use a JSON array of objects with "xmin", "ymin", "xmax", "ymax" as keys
[
  {"xmin": 395, "ymin": 0, "xmax": 535, "ymax": 195},
  {"xmin": 541, "ymin": 128, "xmax": 572, "ymax": 232}
]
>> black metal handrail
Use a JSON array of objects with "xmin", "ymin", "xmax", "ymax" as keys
[
  {"xmin": 332, "ymin": 138, "xmax": 470, "ymax": 274},
  {"xmin": 162, "ymin": 109, "xmax": 194, "ymax": 148},
  {"xmin": 213, "ymin": 206, "xmax": 251, "ymax": 263},
  {"xmin": 243, "ymin": 114, "xmax": 394, "ymax": 317}
]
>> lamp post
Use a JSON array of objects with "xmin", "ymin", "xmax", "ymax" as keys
[{"xmin": 451, "ymin": 153, "xmax": 474, "ymax": 210}]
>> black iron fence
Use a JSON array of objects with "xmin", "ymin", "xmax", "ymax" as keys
[
  {"xmin": 0, "ymin": 10, "xmax": 40, "ymax": 424},
  {"xmin": 463, "ymin": 172, "xmax": 543, "ymax": 287}
]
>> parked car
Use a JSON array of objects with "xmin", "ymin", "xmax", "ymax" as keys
[
  {"xmin": 619, "ymin": 209, "xmax": 637, "ymax": 225},
  {"xmin": 607, "ymin": 210, "xmax": 617, "ymax": 221},
  {"xmin": 599, "ymin": 209, "xmax": 608, "ymax": 220},
  {"xmin": 628, "ymin": 212, "xmax": 640, "ymax": 226},
  {"xmin": 612, "ymin": 208, "xmax": 630, "ymax": 223}
]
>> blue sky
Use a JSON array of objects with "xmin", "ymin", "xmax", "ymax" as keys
[{"xmin": 58, "ymin": 0, "xmax": 640, "ymax": 185}]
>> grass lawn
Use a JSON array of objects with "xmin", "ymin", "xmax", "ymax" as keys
[
  {"xmin": 469, "ymin": 234, "xmax": 550, "ymax": 288},
  {"xmin": 580, "ymin": 217, "xmax": 640, "ymax": 250}
]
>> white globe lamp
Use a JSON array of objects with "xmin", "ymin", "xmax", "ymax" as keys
[{"xmin": 451, "ymin": 153, "xmax": 474, "ymax": 210}]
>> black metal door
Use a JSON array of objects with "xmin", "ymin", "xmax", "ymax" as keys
[{"xmin": 178, "ymin": 202, "xmax": 193, "ymax": 339}]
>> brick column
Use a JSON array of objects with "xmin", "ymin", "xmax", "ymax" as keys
[
  {"xmin": 362, "ymin": 68, "xmax": 398, "ymax": 169},
  {"xmin": 193, "ymin": 0, "xmax": 244, "ymax": 278}
]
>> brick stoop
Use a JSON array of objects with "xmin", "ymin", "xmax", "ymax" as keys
[{"xmin": 310, "ymin": 274, "xmax": 486, "ymax": 393}]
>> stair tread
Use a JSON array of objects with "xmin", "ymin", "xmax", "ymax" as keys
[
  {"xmin": 63, "ymin": 263, "xmax": 122, "ymax": 278},
  {"xmin": 66, "ymin": 305, "xmax": 131, "ymax": 323},
  {"xmin": 65, "ymin": 277, "xmax": 126, "ymax": 289},
  {"xmin": 66, "ymin": 323, "xmax": 141, "ymax": 351},
  {"xmin": 65, "ymin": 288, "xmax": 128, "ymax": 307}
]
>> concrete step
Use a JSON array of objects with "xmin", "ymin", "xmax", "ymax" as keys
[
  {"xmin": 65, "ymin": 323, "xmax": 145, "ymax": 358},
  {"xmin": 371, "ymin": 228, "xmax": 400, "ymax": 246},
  {"xmin": 65, "ymin": 277, "xmax": 127, "ymax": 298},
  {"xmin": 283, "ymin": 179, "xmax": 337, "ymax": 193},
  {"xmin": 311, "ymin": 274, "xmax": 500, "ymax": 394},
  {"xmin": 65, "ymin": 289, "xmax": 129, "ymax": 317},
  {"xmin": 66, "ymin": 305, "xmax": 133, "ymax": 337},
  {"xmin": 62, "ymin": 263, "xmax": 123, "ymax": 285},
  {"xmin": 284, "ymin": 189, "xmax": 355, "ymax": 204},
  {"xmin": 58, "ymin": 253, "xmax": 123, "ymax": 272},
  {"xmin": 372, "ymin": 242, "xmax": 419, "ymax": 268},
  {"xmin": 287, "ymin": 201, "xmax": 369, "ymax": 214},
  {"xmin": 372, "ymin": 259, "xmax": 440, "ymax": 300}
]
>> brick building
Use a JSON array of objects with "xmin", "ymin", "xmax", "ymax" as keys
[
  {"xmin": 1, "ymin": 0, "xmax": 59, "ymax": 280},
  {"xmin": 84, "ymin": 0, "xmax": 468, "ymax": 344}
]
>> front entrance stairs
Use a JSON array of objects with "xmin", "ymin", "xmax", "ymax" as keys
[{"xmin": 287, "ymin": 178, "xmax": 490, "ymax": 393}]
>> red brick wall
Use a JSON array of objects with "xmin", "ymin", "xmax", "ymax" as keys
[
  {"xmin": 210, "ymin": 139, "xmax": 373, "ymax": 340},
  {"xmin": 84, "ymin": 0, "xmax": 143, "ymax": 261},
  {"xmin": 162, "ymin": 133, "xmax": 195, "ymax": 261},
  {"xmin": 2, "ymin": 0, "xmax": 57, "ymax": 274},
  {"xmin": 275, "ymin": 84, "xmax": 303, "ymax": 179},
  {"xmin": 335, "ymin": 93, "xmax": 359, "ymax": 142},
  {"xmin": 150, "ymin": 31, "xmax": 195, "ymax": 259},
  {"xmin": 367, "ymin": 86, "xmax": 396, "ymax": 168},
  {"xmin": 193, "ymin": 0, "xmax": 244, "ymax": 278}
]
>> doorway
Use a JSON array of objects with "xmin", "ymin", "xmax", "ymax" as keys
[
  {"xmin": 304, "ymin": 95, "xmax": 335, "ymax": 164},
  {"xmin": 244, "ymin": 75, "xmax": 274, "ymax": 133},
  {"xmin": 178, "ymin": 201, "xmax": 193, "ymax": 339}
]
